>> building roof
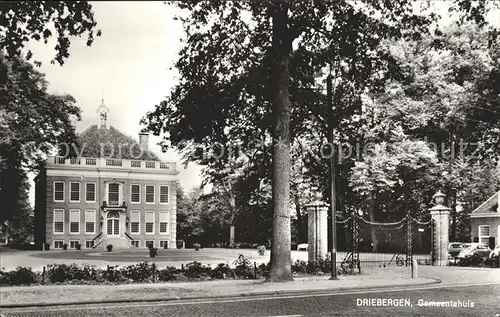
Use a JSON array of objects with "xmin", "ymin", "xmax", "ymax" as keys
[
  {"xmin": 76, "ymin": 125, "xmax": 160, "ymax": 161},
  {"xmin": 471, "ymin": 190, "xmax": 499, "ymax": 214}
]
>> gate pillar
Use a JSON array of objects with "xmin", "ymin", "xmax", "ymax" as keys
[
  {"xmin": 306, "ymin": 200, "xmax": 329, "ymax": 262},
  {"xmin": 429, "ymin": 191, "xmax": 451, "ymax": 266}
]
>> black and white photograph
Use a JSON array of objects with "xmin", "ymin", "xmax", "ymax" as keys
[{"xmin": 0, "ymin": 1, "xmax": 499, "ymax": 316}]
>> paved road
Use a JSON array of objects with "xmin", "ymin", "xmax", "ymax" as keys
[{"xmin": 2, "ymin": 283, "xmax": 498, "ymax": 317}]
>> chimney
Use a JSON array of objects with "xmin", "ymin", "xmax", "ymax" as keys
[{"xmin": 139, "ymin": 133, "xmax": 149, "ymax": 151}]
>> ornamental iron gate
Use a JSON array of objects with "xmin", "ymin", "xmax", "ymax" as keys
[{"xmin": 335, "ymin": 212, "xmax": 435, "ymax": 274}]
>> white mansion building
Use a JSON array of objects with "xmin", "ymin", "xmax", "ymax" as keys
[{"xmin": 34, "ymin": 101, "xmax": 178, "ymax": 250}]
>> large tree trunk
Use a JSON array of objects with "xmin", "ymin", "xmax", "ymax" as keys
[{"xmin": 267, "ymin": 1, "xmax": 293, "ymax": 282}]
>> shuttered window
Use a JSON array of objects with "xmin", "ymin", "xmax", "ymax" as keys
[
  {"xmin": 130, "ymin": 184, "xmax": 140, "ymax": 203},
  {"xmin": 159, "ymin": 212, "xmax": 169, "ymax": 234},
  {"xmin": 130, "ymin": 211, "xmax": 140, "ymax": 234},
  {"xmin": 70, "ymin": 209, "xmax": 80, "ymax": 233},
  {"xmin": 145, "ymin": 211, "xmax": 154, "ymax": 234},
  {"xmin": 53, "ymin": 209, "xmax": 64, "ymax": 233},
  {"xmin": 86, "ymin": 183, "xmax": 96, "ymax": 202},
  {"xmin": 479, "ymin": 225, "xmax": 490, "ymax": 245},
  {"xmin": 85, "ymin": 210, "xmax": 96, "ymax": 234},
  {"xmin": 54, "ymin": 182, "xmax": 65, "ymax": 202},
  {"xmin": 70, "ymin": 182, "xmax": 80, "ymax": 202},
  {"xmin": 145, "ymin": 185, "xmax": 155, "ymax": 203},
  {"xmin": 108, "ymin": 183, "xmax": 120, "ymax": 205},
  {"xmin": 159, "ymin": 186, "xmax": 169, "ymax": 204}
]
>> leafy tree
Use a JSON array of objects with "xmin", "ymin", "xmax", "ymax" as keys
[
  {"xmin": 366, "ymin": 22, "xmax": 500, "ymax": 240},
  {"xmin": 0, "ymin": 1, "xmax": 101, "ymax": 66},
  {"xmin": 6, "ymin": 179, "xmax": 33, "ymax": 245},
  {"xmin": 176, "ymin": 184, "xmax": 205, "ymax": 240},
  {"xmin": 0, "ymin": 57, "xmax": 80, "ymax": 224},
  {"xmin": 143, "ymin": 0, "xmax": 497, "ymax": 281},
  {"xmin": 0, "ymin": 1, "xmax": 99, "ymax": 230}
]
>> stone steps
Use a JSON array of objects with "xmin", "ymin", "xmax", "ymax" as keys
[{"xmin": 95, "ymin": 237, "xmax": 131, "ymax": 250}]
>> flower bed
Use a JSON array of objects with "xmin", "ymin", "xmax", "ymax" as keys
[
  {"xmin": 0, "ymin": 255, "xmax": 353, "ymax": 287},
  {"xmin": 0, "ymin": 254, "xmax": 273, "ymax": 286}
]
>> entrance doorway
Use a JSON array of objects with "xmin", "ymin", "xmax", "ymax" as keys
[{"xmin": 107, "ymin": 211, "xmax": 120, "ymax": 236}]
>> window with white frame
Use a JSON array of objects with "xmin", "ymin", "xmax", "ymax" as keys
[
  {"xmin": 130, "ymin": 184, "xmax": 140, "ymax": 203},
  {"xmin": 69, "ymin": 240, "xmax": 80, "ymax": 249},
  {"xmin": 85, "ymin": 240, "xmax": 94, "ymax": 248},
  {"xmin": 86, "ymin": 183, "xmax": 96, "ymax": 202},
  {"xmin": 54, "ymin": 182, "xmax": 65, "ymax": 202},
  {"xmin": 131, "ymin": 240, "xmax": 139, "ymax": 247},
  {"xmin": 70, "ymin": 182, "xmax": 80, "ymax": 202},
  {"xmin": 479, "ymin": 225, "xmax": 490, "ymax": 245},
  {"xmin": 54, "ymin": 240, "xmax": 64, "ymax": 249},
  {"xmin": 160, "ymin": 240, "xmax": 169, "ymax": 249},
  {"xmin": 145, "ymin": 240, "xmax": 154, "ymax": 248},
  {"xmin": 145, "ymin": 185, "xmax": 155, "ymax": 203},
  {"xmin": 107, "ymin": 183, "xmax": 121, "ymax": 206},
  {"xmin": 159, "ymin": 185, "xmax": 169, "ymax": 204},
  {"xmin": 130, "ymin": 211, "xmax": 140, "ymax": 234},
  {"xmin": 159, "ymin": 212, "xmax": 169, "ymax": 234},
  {"xmin": 145, "ymin": 211, "xmax": 154, "ymax": 234},
  {"xmin": 85, "ymin": 210, "xmax": 96, "ymax": 234},
  {"xmin": 69, "ymin": 209, "xmax": 80, "ymax": 234},
  {"xmin": 53, "ymin": 209, "xmax": 64, "ymax": 234}
]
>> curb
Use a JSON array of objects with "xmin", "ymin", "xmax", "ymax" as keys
[{"xmin": 0, "ymin": 278, "xmax": 441, "ymax": 309}]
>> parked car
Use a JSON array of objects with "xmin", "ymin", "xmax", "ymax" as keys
[
  {"xmin": 457, "ymin": 243, "xmax": 492, "ymax": 265},
  {"xmin": 448, "ymin": 242, "xmax": 464, "ymax": 258},
  {"xmin": 297, "ymin": 243, "xmax": 308, "ymax": 251},
  {"xmin": 489, "ymin": 244, "xmax": 500, "ymax": 259}
]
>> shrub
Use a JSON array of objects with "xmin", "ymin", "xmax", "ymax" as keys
[
  {"xmin": 211, "ymin": 263, "xmax": 233, "ymax": 279},
  {"xmin": 233, "ymin": 254, "xmax": 254, "ymax": 279},
  {"xmin": 62, "ymin": 243, "xmax": 68, "ymax": 250},
  {"xmin": 47, "ymin": 264, "xmax": 100, "ymax": 283},
  {"xmin": 257, "ymin": 262, "xmax": 270, "ymax": 279},
  {"xmin": 291, "ymin": 260, "xmax": 308, "ymax": 275},
  {"xmin": 317, "ymin": 256, "xmax": 332, "ymax": 273},
  {"xmin": 184, "ymin": 261, "xmax": 211, "ymax": 279},
  {"xmin": 121, "ymin": 262, "xmax": 154, "ymax": 282},
  {"xmin": 149, "ymin": 247, "xmax": 158, "ymax": 258},
  {"xmin": 106, "ymin": 244, "xmax": 113, "ymax": 252},
  {"xmin": 104, "ymin": 265, "xmax": 124, "ymax": 282},
  {"xmin": 0, "ymin": 266, "xmax": 38, "ymax": 286},
  {"xmin": 257, "ymin": 245, "xmax": 266, "ymax": 256},
  {"xmin": 158, "ymin": 266, "xmax": 179, "ymax": 281},
  {"xmin": 291, "ymin": 257, "xmax": 331, "ymax": 276}
]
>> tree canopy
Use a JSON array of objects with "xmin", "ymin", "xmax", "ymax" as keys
[
  {"xmin": 0, "ymin": 57, "xmax": 81, "ymax": 223},
  {"xmin": 143, "ymin": 0, "xmax": 498, "ymax": 281},
  {"xmin": 0, "ymin": 1, "xmax": 101, "ymax": 66}
]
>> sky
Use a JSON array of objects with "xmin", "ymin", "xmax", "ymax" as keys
[{"xmin": 27, "ymin": 2, "xmax": 206, "ymax": 195}]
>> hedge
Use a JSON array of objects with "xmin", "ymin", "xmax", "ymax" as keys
[{"xmin": 0, "ymin": 254, "xmax": 364, "ymax": 287}]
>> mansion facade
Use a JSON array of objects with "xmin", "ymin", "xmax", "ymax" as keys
[{"xmin": 34, "ymin": 101, "xmax": 178, "ymax": 250}]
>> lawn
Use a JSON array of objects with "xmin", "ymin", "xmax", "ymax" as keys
[{"xmin": 1, "ymin": 246, "xmax": 432, "ymax": 272}]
